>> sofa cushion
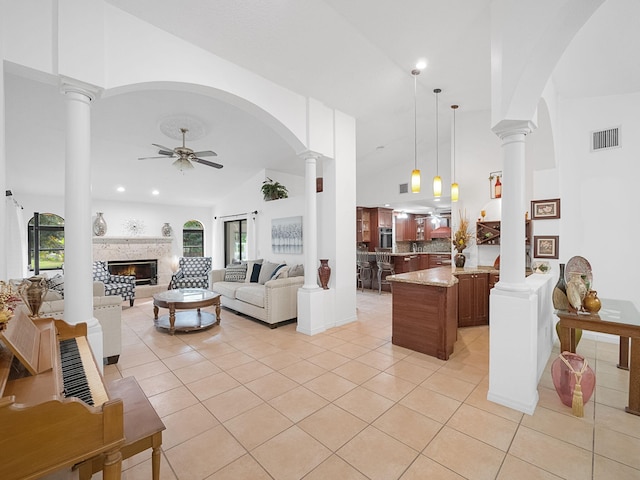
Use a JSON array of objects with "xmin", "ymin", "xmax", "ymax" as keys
[
  {"xmin": 212, "ymin": 281, "xmax": 245, "ymax": 299},
  {"xmin": 224, "ymin": 264, "xmax": 247, "ymax": 282},
  {"xmin": 288, "ymin": 264, "xmax": 304, "ymax": 277},
  {"xmin": 244, "ymin": 259, "xmax": 263, "ymax": 283},
  {"xmin": 273, "ymin": 265, "xmax": 290, "ymax": 279},
  {"xmin": 249, "ymin": 263, "xmax": 262, "ymax": 283},
  {"xmin": 258, "ymin": 261, "xmax": 280, "ymax": 284},
  {"xmin": 235, "ymin": 285, "xmax": 265, "ymax": 308}
]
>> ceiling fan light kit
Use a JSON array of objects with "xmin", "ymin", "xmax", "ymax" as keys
[{"xmin": 138, "ymin": 127, "xmax": 223, "ymax": 171}]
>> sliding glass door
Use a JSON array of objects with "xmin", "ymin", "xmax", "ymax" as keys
[{"xmin": 224, "ymin": 219, "xmax": 247, "ymax": 266}]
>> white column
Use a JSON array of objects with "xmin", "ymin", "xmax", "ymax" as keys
[
  {"xmin": 492, "ymin": 120, "xmax": 534, "ymax": 292},
  {"xmin": 61, "ymin": 81, "xmax": 103, "ymax": 366},
  {"xmin": 297, "ymin": 151, "xmax": 326, "ymax": 335},
  {"xmin": 0, "ymin": 33, "xmax": 6, "ymax": 280}
]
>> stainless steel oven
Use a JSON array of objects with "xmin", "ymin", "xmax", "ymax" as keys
[{"xmin": 379, "ymin": 227, "xmax": 392, "ymax": 249}]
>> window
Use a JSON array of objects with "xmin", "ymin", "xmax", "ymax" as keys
[
  {"xmin": 224, "ymin": 219, "xmax": 247, "ymax": 265},
  {"xmin": 183, "ymin": 220, "xmax": 204, "ymax": 257},
  {"xmin": 28, "ymin": 213, "xmax": 65, "ymax": 271}
]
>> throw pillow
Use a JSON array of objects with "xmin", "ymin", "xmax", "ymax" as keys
[
  {"xmin": 46, "ymin": 274, "xmax": 65, "ymax": 298},
  {"xmin": 272, "ymin": 265, "xmax": 290, "ymax": 280},
  {"xmin": 243, "ymin": 259, "xmax": 264, "ymax": 283},
  {"xmin": 224, "ymin": 264, "xmax": 247, "ymax": 282},
  {"xmin": 288, "ymin": 264, "xmax": 304, "ymax": 277},
  {"xmin": 270, "ymin": 264, "xmax": 287, "ymax": 280},
  {"xmin": 258, "ymin": 261, "xmax": 280, "ymax": 284},
  {"xmin": 249, "ymin": 263, "xmax": 262, "ymax": 283}
]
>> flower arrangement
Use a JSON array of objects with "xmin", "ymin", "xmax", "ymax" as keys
[
  {"xmin": 453, "ymin": 209, "xmax": 473, "ymax": 253},
  {"xmin": 0, "ymin": 281, "xmax": 21, "ymax": 327}
]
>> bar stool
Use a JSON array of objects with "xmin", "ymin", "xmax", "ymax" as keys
[
  {"xmin": 356, "ymin": 249, "xmax": 372, "ymax": 292},
  {"xmin": 375, "ymin": 250, "xmax": 395, "ymax": 294}
]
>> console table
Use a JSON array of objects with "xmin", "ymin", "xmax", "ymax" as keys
[{"xmin": 556, "ymin": 298, "xmax": 640, "ymax": 415}]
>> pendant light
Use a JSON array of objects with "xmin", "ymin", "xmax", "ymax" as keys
[
  {"xmin": 451, "ymin": 104, "xmax": 459, "ymax": 202},
  {"xmin": 411, "ymin": 69, "xmax": 421, "ymax": 193},
  {"xmin": 433, "ymin": 88, "xmax": 442, "ymax": 198}
]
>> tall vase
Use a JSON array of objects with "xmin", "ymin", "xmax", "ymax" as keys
[
  {"xmin": 161, "ymin": 223, "xmax": 173, "ymax": 237},
  {"xmin": 454, "ymin": 252, "xmax": 466, "ymax": 268},
  {"xmin": 19, "ymin": 276, "xmax": 49, "ymax": 317},
  {"xmin": 318, "ymin": 259, "xmax": 331, "ymax": 289},
  {"xmin": 552, "ymin": 263, "xmax": 569, "ymax": 311},
  {"xmin": 93, "ymin": 212, "xmax": 107, "ymax": 236}
]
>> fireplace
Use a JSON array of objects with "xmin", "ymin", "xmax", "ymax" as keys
[{"xmin": 108, "ymin": 259, "xmax": 158, "ymax": 285}]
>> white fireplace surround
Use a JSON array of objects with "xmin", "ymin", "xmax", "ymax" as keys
[{"xmin": 92, "ymin": 237, "xmax": 173, "ymax": 298}]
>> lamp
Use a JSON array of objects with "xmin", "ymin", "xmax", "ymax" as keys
[
  {"xmin": 451, "ymin": 104, "xmax": 459, "ymax": 202},
  {"xmin": 411, "ymin": 68, "xmax": 421, "ymax": 193},
  {"xmin": 433, "ymin": 88, "xmax": 442, "ymax": 198}
]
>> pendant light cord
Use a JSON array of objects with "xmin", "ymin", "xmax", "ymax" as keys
[
  {"xmin": 452, "ymin": 105, "xmax": 456, "ymax": 181},
  {"xmin": 413, "ymin": 72, "xmax": 418, "ymax": 170},
  {"xmin": 434, "ymin": 89, "xmax": 441, "ymax": 176}
]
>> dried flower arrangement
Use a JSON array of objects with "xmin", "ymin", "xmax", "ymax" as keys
[
  {"xmin": 0, "ymin": 281, "xmax": 21, "ymax": 327},
  {"xmin": 453, "ymin": 209, "xmax": 473, "ymax": 253}
]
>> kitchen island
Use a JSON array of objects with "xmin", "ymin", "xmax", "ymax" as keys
[{"xmin": 387, "ymin": 267, "xmax": 459, "ymax": 360}]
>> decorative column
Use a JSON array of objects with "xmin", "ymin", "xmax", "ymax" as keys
[
  {"xmin": 61, "ymin": 80, "xmax": 104, "ymax": 366},
  {"xmin": 492, "ymin": 120, "xmax": 535, "ymax": 292},
  {"xmin": 0, "ymin": 37, "xmax": 6, "ymax": 280},
  {"xmin": 297, "ymin": 151, "xmax": 326, "ymax": 335}
]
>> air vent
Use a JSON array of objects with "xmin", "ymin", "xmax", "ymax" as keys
[
  {"xmin": 591, "ymin": 127, "xmax": 620, "ymax": 151},
  {"xmin": 399, "ymin": 183, "xmax": 409, "ymax": 194}
]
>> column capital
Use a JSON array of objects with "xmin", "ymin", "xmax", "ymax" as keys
[
  {"xmin": 298, "ymin": 150, "xmax": 323, "ymax": 161},
  {"xmin": 491, "ymin": 119, "xmax": 537, "ymax": 140},
  {"xmin": 59, "ymin": 76, "xmax": 102, "ymax": 102}
]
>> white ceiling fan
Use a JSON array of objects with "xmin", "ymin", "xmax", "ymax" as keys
[{"xmin": 138, "ymin": 127, "xmax": 223, "ymax": 171}]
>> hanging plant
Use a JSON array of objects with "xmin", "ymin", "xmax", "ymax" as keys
[{"xmin": 261, "ymin": 177, "xmax": 289, "ymax": 201}]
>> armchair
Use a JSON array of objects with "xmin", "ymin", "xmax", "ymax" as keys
[
  {"xmin": 169, "ymin": 257, "xmax": 212, "ymax": 290},
  {"xmin": 92, "ymin": 261, "xmax": 136, "ymax": 306}
]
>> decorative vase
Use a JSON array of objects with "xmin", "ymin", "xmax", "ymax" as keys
[
  {"xmin": 552, "ymin": 263, "xmax": 569, "ymax": 311},
  {"xmin": 454, "ymin": 253, "xmax": 466, "ymax": 268},
  {"xmin": 161, "ymin": 223, "xmax": 173, "ymax": 237},
  {"xmin": 583, "ymin": 290, "xmax": 602, "ymax": 313},
  {"xmin": 19, "ymin": 276, "xmax": 49, "ymax": 317},
  {"xmin": 318, "ymin": 259, "xmax": 331, "ymax": 289},
  {"xmin": 93, "ymin": 212, "xmax": 107, "ymax": 236},
  {"xmin": 566, "ymin": 272, "xmax": 587, "ymax": 312},
  {"xmin": 551, "ymin": 352, "xmax": 595, "ymax": 417}
]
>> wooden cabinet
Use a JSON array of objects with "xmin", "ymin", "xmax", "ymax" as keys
[
  {"xmin": 428, "ymin": 253, "xmax": 451, "ymax": 269},
  {"xmin": 418, "ymin": 254, "xmax": 431, "ymax": 270},
  {"xmin": 415, "ymin": 217, "xmax": 427, "ymax": 241},
  {"xmin": 488, "ymin": 272, "xmax": 500, "ymax": 290},
  {"xmin": 476, "ymin": 220, "xmax": 531, "ymax": 245},
  {"xmin": 395, "ymin": 214, "xmax": 416, "ymax": 242},
  {"xmin": 456, "ymin": 272, "xmax": 489, "ymax": 327},
  {"xmin": 393, "ymin": 254, "xmax": 418, "ymax": 274},
  {"xmin": 361, "ymin": 209, "xmax": 371, "ymax": 242},
  {"xmin": 378, "ymin": 209, "xmax": 393, "ymax": 229}
]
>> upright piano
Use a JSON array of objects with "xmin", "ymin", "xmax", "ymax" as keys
[{"xmin": 0, "ymin": 309, "xmax": 125, "ymax": 480}]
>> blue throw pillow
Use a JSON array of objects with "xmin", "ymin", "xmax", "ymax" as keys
[{"xmin": 250, "ymin": 263, "xmax": 262, "ymax": 283}]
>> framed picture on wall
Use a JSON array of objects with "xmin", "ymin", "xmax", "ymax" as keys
[
  {"xmin": 533, "ymin": 235, "xmax": 559, "ymax": 259},
  {"xmin": 272, "ymin": 216, "xmax": 303, "ymax": 254},
  {"xmin": 531, "ymin": 198, "xmax": 561, "ymax": 220}
]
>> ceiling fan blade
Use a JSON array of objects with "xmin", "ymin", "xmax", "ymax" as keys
[
  {"xmin": 192, "ymin": 150, "xmax": 218, "ymax": 157},
  {"xmin": 192, "ymin": 157, "xmax": 223, "ymax": 169},
  {"xmin": 138, "ymin": 155, "xmax": 175, "ymax": 160},
  {"xmin": 152, "ymin": 143, "xmax": 175, "ymax": 155}
]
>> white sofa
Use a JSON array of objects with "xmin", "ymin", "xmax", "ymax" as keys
[
  {"xmin": 16, "ymin": 281, "xmax": 123, "ymax": 365},
  {"xmin": 210, "ymin": 267, "xmax": 303, "ymax": 327}
]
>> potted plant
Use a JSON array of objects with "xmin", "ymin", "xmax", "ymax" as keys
[
  {"xmin": 261, "ymin": 177, "xmax": 289, "ymax": 201},
  {"xmin": 452, "ymin": 209, "xmax": 473, "ymax": 268}
]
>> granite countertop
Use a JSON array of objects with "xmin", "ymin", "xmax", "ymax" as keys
[
  {"xmin": 386, "ymin": 266, "xmax": 458, "ymax": 287},
  {"xmin": 364, "ymin": 251, "xmax": 452, "ymax": 256}
]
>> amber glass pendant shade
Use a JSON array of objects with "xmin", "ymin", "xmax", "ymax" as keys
[
  {"xmin": 451, "ymin": 182, "xmax": 459, "ymax": 202},
  {"xmin": 411, "ymin": 169, "xmax": 421, "ymax": 193},
  {"xmin": 433, "ymin": 175, "xmax": 442, "ymax": 197}
]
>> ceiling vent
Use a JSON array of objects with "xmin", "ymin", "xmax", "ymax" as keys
[
  {"xmin": 591, "ymin": 127, "xmax": 620, "ymax": 151},
  {"xmin": 399, "ymin": 183, "xmax": 409, "ymax": 194}
]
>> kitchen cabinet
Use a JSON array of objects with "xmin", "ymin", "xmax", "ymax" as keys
[
  {"xmin": 428, "ymin": 253, "xmax": 451, "ymax": 269},
  {"xmin": 488, "ymin": 272, "xmax": 500, "ymax": 289},
  {"xmin": 395, "ymin": 214, "xmax": 416, "ymax": 242},
  {"xmin": 476, "ymin": 220, "xmax": 531, "ymax": 245},
  {"xmin": 456, "ymin": 272, "xmax": 489, "ymax": 327},
  {"xmin": 419, "ymin": 254, "xmax": 431, "ymax": 270},
  {"xmin": 415, "ymin": 217, "xmax": 427, "ymax": 241},
  {"xmin": 376, "ymin": 208, "xmax": 393, "ymax": 229},
  {"xmin": 393, "ymin": 254, "xmax": 418, "ymax": 274}
]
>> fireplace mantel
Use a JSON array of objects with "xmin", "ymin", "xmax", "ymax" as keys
[{"xmin": 92, "ymin": 236, "xmax": 173, "ymax": 245}]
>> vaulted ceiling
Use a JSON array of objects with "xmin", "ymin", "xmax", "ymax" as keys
[{"xmin": 5, "ymin": 0, "xmax": 639, "ymax": 209}]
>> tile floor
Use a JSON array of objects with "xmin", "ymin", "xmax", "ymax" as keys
[{"xmin": 101, "ymin": 291, "xmax": 640, "ymax": 480}]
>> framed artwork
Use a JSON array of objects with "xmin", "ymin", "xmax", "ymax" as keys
[
  {"xmin": 489, "ymin": 171, "xmax": 502, "ymax": 199},
  {"xmin": 272, "ymin": 216, "xmax": 303, "ymax": 254},
  {"xmin": 531, "ymin": 198, "xmax": 561, "ymax": 220},
  {"xmin": 533, "ymin": 235, "xmax": 559, "ymax": 259}
]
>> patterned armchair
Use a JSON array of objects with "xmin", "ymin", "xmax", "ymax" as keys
[
  {"xmin": 169, "ymin": 257, "xmax": 212, "ymax": 290},
  {"xmin": 92, "ymin": 261, "xmax": 136, "ymax": 306}
]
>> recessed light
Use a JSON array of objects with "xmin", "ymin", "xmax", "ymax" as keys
[
  {"xmin": 415, "ymin": 59, "xmax": 427, "ymax": 70},
  {"xmin": 152, "ymin": 190, "xmax": 159, "ymax": 196},
  {"xmin": 116, "ymin": 186, "xmax": 125, "ymax": 193}
]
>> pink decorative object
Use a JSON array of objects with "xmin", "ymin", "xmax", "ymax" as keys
[{"xmin": 551, "ymin": 351, "xmax": 595, "ymax": 416}]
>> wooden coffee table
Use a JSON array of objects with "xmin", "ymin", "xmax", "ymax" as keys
[{"xmin": 153, "ymin": 288, "xmax": 221, "ymax": 335}]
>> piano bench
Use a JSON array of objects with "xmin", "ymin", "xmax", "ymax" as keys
[{"xmin": 76, "ymin": 377, "xmax": 165, "ymax": 480}]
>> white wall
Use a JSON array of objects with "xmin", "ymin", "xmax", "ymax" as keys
[{"xmin": 558, "ymin": 92, "xmax": 640, "ymax": 307}]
